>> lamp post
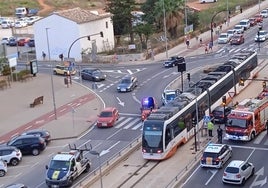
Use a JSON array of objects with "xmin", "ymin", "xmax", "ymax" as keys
[
  {"xmin": 226, "ymin": 0, "xmax": 229, "ymax": 26},
  {"xmin": 162, "ymin": 0, "xmax": 168, "ymax": 58},
  {"xmin": 45, "ymin": 28, "xmax": 57, "ymax": 120},
  {"xmin": 210, "ymin": 11, "xmax": 225, "ymax": 46},
  {"xmin": 185, "ymin": 0, "xmax": 188, "ymax": 29}
]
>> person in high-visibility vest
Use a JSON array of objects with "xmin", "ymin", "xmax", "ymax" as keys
[{"xmin": 207, "ymin": 121, "xmax": 214, "ymax": 137}]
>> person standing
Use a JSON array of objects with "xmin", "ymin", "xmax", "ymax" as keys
[
  {"xmin": 266, "ymin": 120, "xmax": 268, "ymax": 135},
  {"xmin": 42, "ymin": 51, "xmax": 46, "ymax": 60},
  {"xmin": 217, "ymin": 125, "xmax": 223, "ymax": 143},
  {"xmin": 207, "ymin": 121, "xmax": 214, "ymax": 138},
  {"xmin": 209, "ymin": 41, "xmax": 213, "ymax": 52}
]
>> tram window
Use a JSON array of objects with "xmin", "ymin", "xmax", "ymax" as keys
[{"xmin": 165, "ymin": 129, "xmax": 172, "ymax": 147}]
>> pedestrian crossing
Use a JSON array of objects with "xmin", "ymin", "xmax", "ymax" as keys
[
  {"xmin": 102, "ymin": 68, "xmax": 147, "ymax": 75},
  {"xmin": 113, "ymin": 116, "xmax": 143, "ymax": 130},
  {"xmin": 216, "ymin": 46, "xmax": 257, "ymax": 54}
]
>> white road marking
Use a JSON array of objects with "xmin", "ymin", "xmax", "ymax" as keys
[
  {"xmin": 132, "ymin": 122, "xmax": 143, "ymax": 130},
  {"xmin": 124, "ymin": 118, "xmax": 141, "ymax": 129},
  {"xmin": 253, "ymin": 131, "xmax": 266, "ymax": 144},
  {"xmin": 115, "ymin": 117, "xmax": 133, "ymax": 128}
]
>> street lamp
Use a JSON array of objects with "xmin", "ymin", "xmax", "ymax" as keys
[
  {"xmin": 162, "ymin": 0, "xmax": 168, "ymax": 58},
  {"xmin": 89, "ymin": 149, "xmax": 110, "ymax": 188},
  {"xmin": 45, "ymin": 28, "xmax": 57, "ymax": 120}
]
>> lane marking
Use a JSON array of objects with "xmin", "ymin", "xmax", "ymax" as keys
[
  {"xmin": 253, "ymin": 131, "xmax": 266, "ymax": 144},
  {"xmin": 124, "ymin": 118, "xmax": 141, "ymax": 129},
  {"xmin": 114, "ymin": 117, "xmax": 133, "ymax": 128}
]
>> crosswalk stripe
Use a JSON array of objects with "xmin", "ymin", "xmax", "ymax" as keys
[
  {"xmin": 123, "ymin": 118, "xmax": 141, "ymax": 129},
  {"xmin": 132, "ymin": 122, "xmax": 143, "ymax": 130},
  {"xmin": 253, "ymin": 131, "xmax": 266, "ymax": 144},
  {"xmin": 264, "ymin": 137, "xmax": 268, "ymax": 145},
  {"xmin": 127, "ymin": 69, "xmax": 133, "ymax": 75},
  {"xmin": 115, "ymin": 117, "xmax": 133, "ymax": 128}
]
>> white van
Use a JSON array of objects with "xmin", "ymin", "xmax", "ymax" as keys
[
  {"xmin": 239, "ymin": 19, "xmax": 250, "ymax": 30},
  {"xmin": 200, "ymin": 0, "xmax": 217, "ymax": 3}
]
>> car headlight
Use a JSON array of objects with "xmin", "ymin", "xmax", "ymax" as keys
[{"xmin": 117, "ymin": 86, "xmax": 120, "ymax": 90}]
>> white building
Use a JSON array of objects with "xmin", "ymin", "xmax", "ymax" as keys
[{"xmin": 34, "ymin": 7, "xmax": 114, "ymax": 62}]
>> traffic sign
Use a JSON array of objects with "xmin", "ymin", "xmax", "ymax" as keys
[
  {"xmin": 228, "ymin": 91, "xmax": 235, "ymax": 98},
  {"xmin": 203, "ymin": 115, "xmax": 211, "ymax": 123}
]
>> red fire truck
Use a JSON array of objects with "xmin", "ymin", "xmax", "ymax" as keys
[{"xmin": 225, "ymin": 98, "xmax": 268, "ymax": 141}]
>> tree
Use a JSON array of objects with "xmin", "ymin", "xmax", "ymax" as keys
[
  {"xmin": 105, "ymin": 0, "xmax": 136, "ymax": 45},
  {"xmin": 133, "ymin": 23, "xmax": 154, "ymax": 50}
]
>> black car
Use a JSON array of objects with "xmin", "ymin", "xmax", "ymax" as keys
[
  {"xmin": 211, "ymin": 106, "xmax": 232, "ymax": 124},
  {"xmin": 163, "ymin": 56, "xmax": 185, "ymax": 67},
  {"xmin": 21, "ymin": 129, "xmax": 51, "ymax": 144},
  {"xmin": 8, "ymin": 38, "xmax": 17, "ymax": 46},
  {"xmin": 27, "ymin": 38, "xmax": 35, "ymax": 47},
  {"xmin": 6, "ymin": 135, "xmax": 46, "ymax": 156},
  {"xmin": 80, "ymin": 68, "xmax": 106, "ymax": 81},
  {"xmin": 117, "ymin": 75, "xmax": 138, "ymax": 92}
]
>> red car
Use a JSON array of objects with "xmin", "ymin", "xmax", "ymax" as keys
[
  {"xmin": 249, "ymin": 17, "xmax": 257, "ymax": 26},
  {"xmin": 17, "ymin": 38, "xmax": 30, "ymax": 46},
  {"xmin": 96, "ymin": 107, "xmax": 119, "ymax": 127},
  {"xmin": 254, "ymin": 14, "xmax": 263, "ymax": 22},
  {"xmin": 230, "ymin": 34, "xmax": 244, "ymax": 45}
]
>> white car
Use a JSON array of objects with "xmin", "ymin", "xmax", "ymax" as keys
[
  {"xmin": 222, "ymin": 160, "xmax": 254, "ymax": 185},
  {"xmin": 0, "ymin": 146, "xmax": 22, "ymax": 166},
  {"xmin": 234, "ymin": 25, "xmax": 244, "ymax": 34},
  {"xmin": 255, "ymin": 30, "xmax": 268, "ymax": 42},
  {"xmin": 218, "ymin": 33, "xmax": 230, "ymax": 44},
  {"xmin": 200, "ymin": 143, "xmax": 232, "ymax": 168},
  {"xmin": 1, "ymin": 37, "xmax": 9, "ymax": 45},
  {"xmin": 260, "ymin": 9, "xmax": 268, "ymax": 18},
  {"xmin": 14, "ymin": 20, "xmax": 27, "ymax": 28},
  {"xmin": 227, "ymin": 29, "xmax": 236, "ymax": 39},
  {"xmin": 0, "ymin": 159, "xmax": 7, "ymax": 177}
]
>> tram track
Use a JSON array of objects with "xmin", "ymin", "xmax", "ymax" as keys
[{"xmin": 117, "ymin": 160, "xmax": 160, "ymax": 188}]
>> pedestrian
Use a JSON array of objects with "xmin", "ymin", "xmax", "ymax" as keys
[
  {"xmin": 205, "ymin": 44, "xmax": 208, "ymax": 54},
  {"xmin": 199, "ymin": 37, "xmax": 203, "ymax": 46},
  {"xmin": 42, "ymin": 51, "xmax": 46, "ymax": 60},
  {"xmin": 216, "ymin": 26, "xmax": 220, "ymax": 35},
  {"xmin": 186, "ymin": 39, "xmax": 190, "ymax": 48},
  {"xmin": 207, "ymin": 121, "xmax": 214, "ymax": 137},
  {"xmin": 266, "ymin": 120, "xmax": 268, "ymax": 135},
  {"xmin": 217, "ymin": 125, "xmax": 223, "ymax": 143},
  {"xmin": 219, "ymin": 24, "xmax": 222, "ymax": 32},
  {"xmin": 240, "ymin": 7, "xmax": 243, "ymax": 14},
  {"xmin": 224, "ymin": 17, "xmax": 227, "ymax": 25},
  {"xmin": 209, "ymin": 41, "xmax": 213, "ymax": 52}
]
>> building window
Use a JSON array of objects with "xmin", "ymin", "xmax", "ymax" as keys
[{"xmin": 106, "ymin": 21, "xmax": 108, "ymax": 28}]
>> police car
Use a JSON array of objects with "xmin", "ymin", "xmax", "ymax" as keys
[{"xmin": 200, "ymin": 143, "xmax": 232, "ymax": 169}]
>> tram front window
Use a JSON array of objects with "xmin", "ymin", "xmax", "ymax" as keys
[{"xmin": 142, "ymin": 123, "xmax": 163, "ymax": 149}]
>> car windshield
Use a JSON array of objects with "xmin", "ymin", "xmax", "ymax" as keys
[
  {"xmin": 227, "ymin": 118, "xmax": 247, "ymax": 128},
  {"xmin": 225, "ymin": 167, "xmax": 239, "ymax": 173},
  {"xmin": 166, "ymin": 93, "xmax": 176, "ymax": 101},
  {"xmin": 219, "ymin": 34, "xmax": 227, "ymax": 38},
  {"xmin": 235, "ymin": 26, "xmax": 242, "ymax": 29},
  {"xmin": 49, "ymin": 160, "xmax": 70, "ymax": 171},
  {"xmin": 100, "ymin": 111, "xmax": 112, "ymax": 117},
  {"xmin": 121, "ymin": 78, "xmax": 131, "ymax": 84}
]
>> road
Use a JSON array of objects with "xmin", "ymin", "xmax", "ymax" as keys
[{"xmin": 2, "ymin": 6, "xmax": 268, "ymax": 188}]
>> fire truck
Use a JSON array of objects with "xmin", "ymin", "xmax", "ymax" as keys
[{"xmin": 225, "ymin": 98, "xmax": 268, "ymax": 141}]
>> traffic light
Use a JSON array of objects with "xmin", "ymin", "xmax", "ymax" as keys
[
  {"xmin": 100, "ymin": 31, "xmax": 104, "ymax": 37},
  {"xmin": 239, "ymin": 77, "xmax": 245, "ymax": 86},
  {"xmin": 263, "ymin": 81, "xmax": 266, "ymax": 89},
  {"xmin": 187, "ymin": 73, "xmax": 190, "ymax": 81},
  {"xmin": 192, "ymin": 118, "xmax": 196, "ymax": 126},
  {"xmin": 222, "ymin": 96, "xmax": 227, "ymax": 106}
]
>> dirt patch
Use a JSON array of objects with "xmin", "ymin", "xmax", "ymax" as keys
[{"xmin": 187, "ymin": 1, "xmax": 214, "ymax": 11}]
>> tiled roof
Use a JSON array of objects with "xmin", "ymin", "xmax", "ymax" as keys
[{"xmin": 54, "ymin": 7, "xmax": 110, "ymax": 24}]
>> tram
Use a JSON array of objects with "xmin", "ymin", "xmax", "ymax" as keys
[{"xmin": 142, "ymin": 51, "xmax": 258, "ymax": 160}]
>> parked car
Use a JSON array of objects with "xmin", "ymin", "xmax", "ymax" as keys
[
  {"xmin": 8, "ymin": 37, "xmax": 17, "ymax": 46},
  {"xmin": 249, "ymin": 17, "xmax": 257, "ymax": 26},
  {"xmin": 217, "ymin": 33, "xmax": 230, "ymax": 44},
  {"xmin": 96, "ymin": 107, "xmax": 119, "ymax": 128},
  {"xmin": 53, "ymin": 65, "xmax": 76, "ymax": 75},
  {"xmin": 233, "ymin": 25, "xmax": 244, "ymax": 34},
  {"xmin": 254, "ymin": 14, "xmax": 263, "ymax": 22},
  {"xmin": 0, "ymin": 159, "xmax": 7, "ymax": 177},
  {"xmin": 27, "ymin": 38, "xmax": 35, "ymax": 47},
  {"xmin": 1, "ymin": 37, "xmax": 9, "ymax": 45},
  {"xmin": 200, "ymin": 143, "xmax": 232, "ymax": 169},
  {"xmin": 6, "ymin": 135, "xmax": 46, "ymax": 156},
  {"xmin": 0, "ymin": 146, "xmax": 22, "ymax": 166},
  {"xmin": 163, "ymin": 56, "xmax": 185, "ymax": 67},
  {"xmin": 222, "ymin": 160, "xmax": 255, "ymax": 185},
  {"xmin": 21, "ymin": 129, "xmax": 51, "ymax": 144},
  {"xmin": 211, "ymin": 105, "xmax": 232, "ymax": 123},
  {"xmin": 1, "ymin": 20, "xmax": 13, "ymax": 29},
  {"xmin": 260, "ymin": 9, "xmax": 268, "ymax": 18},
  {"xmin": 230, "ymin": 34, "xmax": 244, "ymax": 45},
  {"xmin": 239, "ymin": 19, "xmax": 250, "ymax": 30},
  {"xmin": 17, "ymin": 38, "xmax": 30, "ymax": 46},
  {"xmin": 14, "ymin": 20, "xmax": 27, "ymax": 28},
  {"xmin": 80, "ymin": 68, "xmax": 106, "ymax": 81},
  {"xmin": 255, "ymin": 30, "xmax": 268, "ymax": 42},
  {"xmin": 117, "ymin": 75, "xmax": 138, "ymax": 92}
]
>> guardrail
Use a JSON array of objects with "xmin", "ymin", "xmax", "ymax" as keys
[{"xmin": 74, "ymin": 136, "xmax": 142, "ymax": 188}]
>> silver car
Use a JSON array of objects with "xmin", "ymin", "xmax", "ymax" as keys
[
  {"xmin": 222, "ymin": 160, "xmax": 254, "ymax": 185},
  {"xmin": 0, "ymin": 159, "xmax": 7, "ymax": 177}
]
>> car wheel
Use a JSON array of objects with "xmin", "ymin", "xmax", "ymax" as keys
[
  {"xmin": 0, "ymin": 170, "xmax": 5, "ymax": 177},
  {"xmin": 250, "ymin": 132, "xmax": 255, "ymax": 140},
  {"xmin": 10, "ymin": 158, "xmax": 19, "ymax": 166},
  {"xmin": 84, "ymin": 163, "xmax": 90, "ymax": 173},
  {"xmin": 53, "ymin": 71, "xmax": 57, "ymax": 75},
  {"xmin": 251, "ymin": 168, "xmax": 255, "ymax": 176},
  {"xmin": 241, "ymin": 178, "xmax": 246, "ymax": 185},
  {"xmin": 32, "ymin": 148, "xmax": 40, "ymax": 156}
]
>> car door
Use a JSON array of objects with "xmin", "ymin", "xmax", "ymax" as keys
[
  {"xmin": 10, "ymin": 139, "xmax": 25, "ymax": 153},
  {"xmin": 241, "ymin": 162, "xmax": 251, "ymax": 179}
]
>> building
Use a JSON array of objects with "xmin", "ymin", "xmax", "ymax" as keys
[{"xmin": 34, "ymin": 7, "xmax": 114, "ymax": 62}]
